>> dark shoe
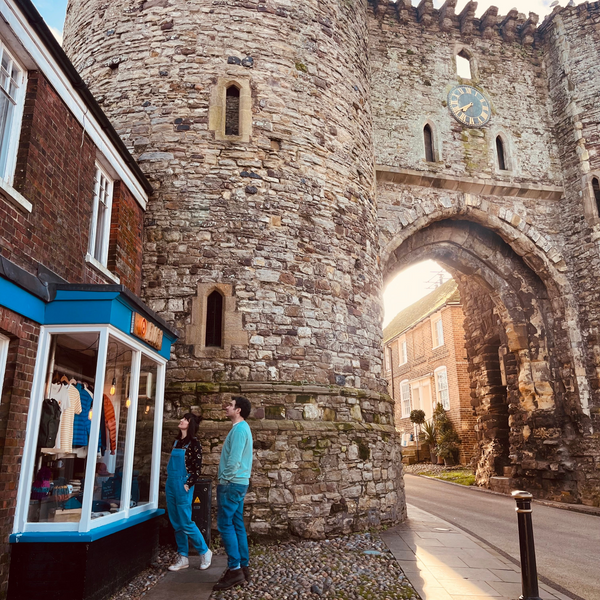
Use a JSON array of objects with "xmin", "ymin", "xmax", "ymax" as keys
[
  {"xmin": 212, "ymin": 568, "xmax": 246, "ymax": 591},
  {"xmin": 242, "ymin": 566, "xmax": 251, "ymax": 582}
]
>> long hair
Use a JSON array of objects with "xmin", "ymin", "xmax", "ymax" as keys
[{"xmin": 177, "ymin": 412, "xmax": 202, "ymax": 440}]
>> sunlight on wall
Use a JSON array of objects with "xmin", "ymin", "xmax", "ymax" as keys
[{"xmin": 383, "ymin": 260, "xmax": 451, "ymax": 327}]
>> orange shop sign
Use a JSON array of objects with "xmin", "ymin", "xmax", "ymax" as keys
[{"xmin": 131, "ymin": 313, "xmax": 163, "ymax": 350}]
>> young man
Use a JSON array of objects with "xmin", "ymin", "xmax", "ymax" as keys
[{"xmin": 212, "ymin": 396, "xmax": 253, "ymax": 591}]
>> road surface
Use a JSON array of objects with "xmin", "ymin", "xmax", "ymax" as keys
[{"xmin": 404, "ymin": 474, "xmax": 600, "ymax": 600}]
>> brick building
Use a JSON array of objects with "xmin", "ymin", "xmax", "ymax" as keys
[
  {"xmin": 383, "ymin": 280, "xmax": 475, "ymax": 465},
  {"xmin": 0, "ymin": 1, "xmax": 177, "ymax": 598}
]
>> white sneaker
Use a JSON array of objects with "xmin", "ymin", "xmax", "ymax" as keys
[
  {"xmin": 168, "ymin": 555, "xmax": 189, "ymax": 571},
  {"xmin": 199, "ymin": 548, "xmax": 213, "ymax": 570}
]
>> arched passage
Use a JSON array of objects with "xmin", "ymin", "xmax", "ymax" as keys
[{"xmin": 383, "ymin": 217, "xmax": 588, "ymax": 496}]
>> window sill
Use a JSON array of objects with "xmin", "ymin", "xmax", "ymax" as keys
[
  {"xmin": 0, "ymin": 178, "xmax": 32, "ymax": 213},
  {"xmin": 10, "ymin": 508, "xmax": 164, "ymax": 543},
  {"xmin": 85, "ymin": 253, "xmax": 121, "ymax": 284}
]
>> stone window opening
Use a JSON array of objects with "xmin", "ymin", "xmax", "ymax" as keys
[
  {"xmin": 496, "ymin": 136, "xmax": 507, "ymax": 171},
  {"xmin": 225, "ymin": 85, "xmax": 240, "ymax": 136},
  {"xmin": 593, "ymin": 177, "xmax": 600, "ymax": 217},
  {"xmin": 456, "ymin": 49, "xmax": 472, "ymax": 80},
  {"xmin": 205, "ymin": 289, "xmax": 224, "ymax": 348},
  {"xmin": 424, "ymin": 124, "xmax": 435, "ymax": 163}
]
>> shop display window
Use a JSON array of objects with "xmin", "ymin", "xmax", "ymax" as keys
[
  {"xmin": 131, "ymin": 356, "xmax": 159, "ymax": 508},
  {"xmin": 15, "ymin": 325, "xmax": 166, "ymax": 535}
]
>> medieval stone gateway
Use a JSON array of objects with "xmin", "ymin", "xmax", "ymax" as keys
[{"xmin": 63, "ymin": 0, "xmax": 600, "ymax": 536}]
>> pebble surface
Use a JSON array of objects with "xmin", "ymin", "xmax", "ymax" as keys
[
  {"xmin": 211, "ymin": 532, "xmax": 420, "ymax": 600},
  {"xmin": 108, "ymin": 546, "xmax": 179, "ymax": 600}
]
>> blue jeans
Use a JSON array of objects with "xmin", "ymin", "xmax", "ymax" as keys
[{"xmin": 217, "ymin": 482, "xmax": 249, "ymax": 569}]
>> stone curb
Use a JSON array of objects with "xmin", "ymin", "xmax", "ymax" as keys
[{"xmin": 406, "ymin": 473, "xmax": 600, "ymax": 517}]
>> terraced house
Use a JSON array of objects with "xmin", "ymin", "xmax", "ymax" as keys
[{"xmin": 0, "ymin": 1, "xmax": 177, "ymax": 597}]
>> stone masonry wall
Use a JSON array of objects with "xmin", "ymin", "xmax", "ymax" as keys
[
  {"xmin": 63, "ymin": 0, "xmax": 406, "ymax": 535},
  {"xmin": 540, "ymin": 3, "xmax": 600, "ymax": 504}
]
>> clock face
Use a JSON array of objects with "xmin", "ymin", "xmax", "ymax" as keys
[{"xmin": 448, "ymin": 86, "xmax": 491, "ymax": 128}]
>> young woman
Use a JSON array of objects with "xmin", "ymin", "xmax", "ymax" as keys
[{"xmin": 166, "ymin": 412, "xmax": 212, "ymax": 571}]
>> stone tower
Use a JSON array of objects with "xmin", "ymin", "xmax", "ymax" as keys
[{"xmin": 63, "ymin": 0, "xmax": 405, "ymax": 537}]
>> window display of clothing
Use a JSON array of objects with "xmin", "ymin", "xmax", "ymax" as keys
[
  {"xmin": 103, "ymin": 394, "xmax": 116, "ymax": 455},
  {"xmin": 37, "ymin": 398, "xmax": 61, "ymax": 449},
  {"xmin": 54, "ymin": 384, "xmax": 82, "ymax": 453},
  {"xmin": 48, "ymin": 382, "xmax": 70, "ymax": 450},
  {"xmin": 73, "ymin": 383, "xmax": 93, "ymax": 447}
]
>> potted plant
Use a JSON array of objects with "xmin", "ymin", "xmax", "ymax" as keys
[
  {"xmin": 409, "ymin": 409, "xmax": 426, "ymax": 461},
  {"xmin": 422, "ymin": 420, "xmax": 437, "ymax": 463}
]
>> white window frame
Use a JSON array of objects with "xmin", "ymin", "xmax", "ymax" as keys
[
  {"xmin": 13, "ymin": 324, "xmax": 166, "ymax": 535},
  {"xmin": 87, "ymin": 163, "xmax": 114, "ymax": 268},
  {"xmin": 400, "ymin": 379, "xmax": 411, "ymax": 419},
  {"xmin": 385, "ymin": 345, "xmax": 391, "ymax": 372},
  {"xmin": 399, "ymin": 337, "xmax": 407, "ymax": 366},
  {"xmin": 0, "ymin": 38, "xmax": 26, "ymax": 186},
  {"xmin": 0, "ymin": 333, "xmax": 9, "ymax": 401},
  {"xmin": 432, "ymin": 316, "xmax": 444, "ymax": 348},
  {"xmin": 435, "ymin": 366, "xmax": 450, "ymax": 410}
]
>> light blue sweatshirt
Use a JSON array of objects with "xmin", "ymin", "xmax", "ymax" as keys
[{"xmin": 218, "ymin": 420, "xmax": 253, "ymax": 485}]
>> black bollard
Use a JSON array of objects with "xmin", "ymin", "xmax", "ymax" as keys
[{"xmin": 512, "ymin": 490, "xmax": 542, "ymax": 600}]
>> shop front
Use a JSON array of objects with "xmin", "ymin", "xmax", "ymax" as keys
[{"xmin": 4, "ymin": 282, "xmax": 177, "ymax": 600}]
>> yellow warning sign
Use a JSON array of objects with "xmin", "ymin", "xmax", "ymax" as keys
[{"xmin": 194, "ymin": 497, "xmax": 201, "ymax": 504}]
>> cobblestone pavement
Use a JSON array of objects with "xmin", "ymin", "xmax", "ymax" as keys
[
  {"xmin": 211, "ymin": 533, "xmax": 419, "ymax": 600},
  {"xmin": 110, "ymin": 533, "xmax": 420, "ymax": 600}
]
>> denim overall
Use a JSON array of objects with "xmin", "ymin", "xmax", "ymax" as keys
[{"xmin": 166, "ymin": 441, "xmax": 208, "ymax": 557}]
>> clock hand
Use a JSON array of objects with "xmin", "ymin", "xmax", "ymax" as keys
[{"xmin": 455, "ymin": 102, "xmax": 473, "ymax": 113}]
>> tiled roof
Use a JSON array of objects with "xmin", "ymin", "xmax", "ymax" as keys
[{"xmin": 383, "ymin": 279, "xmax": 460, "ymax": 343}]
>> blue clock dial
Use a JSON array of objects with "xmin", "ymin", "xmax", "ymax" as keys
[{"xmin": 448, "ymin": 86, "xmax": 491, "ymax": 128}]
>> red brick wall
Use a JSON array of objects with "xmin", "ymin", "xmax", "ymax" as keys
[
  {"xmin": 385, "ymin": 303, "xmax": 476, "ymax": 464},
  {"xmin": 0, "ymin": 70, "xmax": 143, "ymax": 291},
  {"xmin": 108, "ymin": 182, "xmax": 144, "ymax": 295},
  {"xmin": 0, "ymin": 307, "xmax": 39, "ymax": 599}
]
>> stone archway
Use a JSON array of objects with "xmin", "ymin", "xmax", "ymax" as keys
[{"xmin": 382, "ymin": 215, "xmax": 589, "ymax": 498}]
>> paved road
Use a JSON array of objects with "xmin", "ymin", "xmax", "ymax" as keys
[{"xmin": 404, "ymin": 474, "xmax": 600, "ymax": 600}]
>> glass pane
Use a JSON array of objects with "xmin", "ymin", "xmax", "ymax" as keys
[
  {"xmin": 131, "ymin": 355, "xmax": 158, "ymax": 507},
  {"xmin": 90, "ymin": 336, "xmax": 133, "ymax": 520},
  {"xmin": 29, "ymin": 332, "xmax": 100, "ymax": 524},
  {"xmin": 0, "ymin": 90, "xmax": 13, "ymax": 177}
]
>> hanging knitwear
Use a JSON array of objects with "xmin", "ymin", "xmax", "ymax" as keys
[{"xmin": 103, "ymin": 394, "xmax": 117, "ymax": 454}]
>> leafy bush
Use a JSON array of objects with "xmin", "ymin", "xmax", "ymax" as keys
[
  {"xmin": 432, "ymin": 402, "xmax": 461, "ymax": 459},
  {"xmin": 421, "ymin": 420, "xmax": 437, "ymax": 447}
]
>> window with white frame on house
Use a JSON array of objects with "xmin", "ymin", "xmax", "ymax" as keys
[
  {"xmin": 385, "ymin": 346, "xmax": 391, "ymax": 371},
  {"xmin": 435, "ymin": 367, "xmax": 450, "ymax": 410},
  {"xmin": 0, "ymin": 333, "xmax": 9, "ymax": 402},
  {"xmin": 401, "ymin": 380, "xmax": 411, "ymax": 418},
  {"xmin": 88, "ymin": 164, "xmax": 114, "ymax": 267},
  {"xmin": 432, "ymin": 316, "xmax": 444, "ymax": 348},
  {"xmin": 0, "ymin": 40, "xmax": 26, "ymax": 184},
  {"xmin": 399, "ymin": 337, "xmax": 407, "ymax": 365}
]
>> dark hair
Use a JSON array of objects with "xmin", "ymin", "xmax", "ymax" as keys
[
  {"xmin": 232, "ymin": 396, "xmax": 251, "ymax": 419},
  {"xmin": 177, "ymin": 412, "xmax": 202, "ymax": 439}
]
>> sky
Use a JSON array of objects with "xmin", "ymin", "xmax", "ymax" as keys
[{"xmin": 32, "ymin": 0, "xmax": 584, "ymax": 325}]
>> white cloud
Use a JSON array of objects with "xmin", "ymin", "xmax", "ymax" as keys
[{"xmin": 49, "ymin": 26, "xmax": 63, "ymax": 46}]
